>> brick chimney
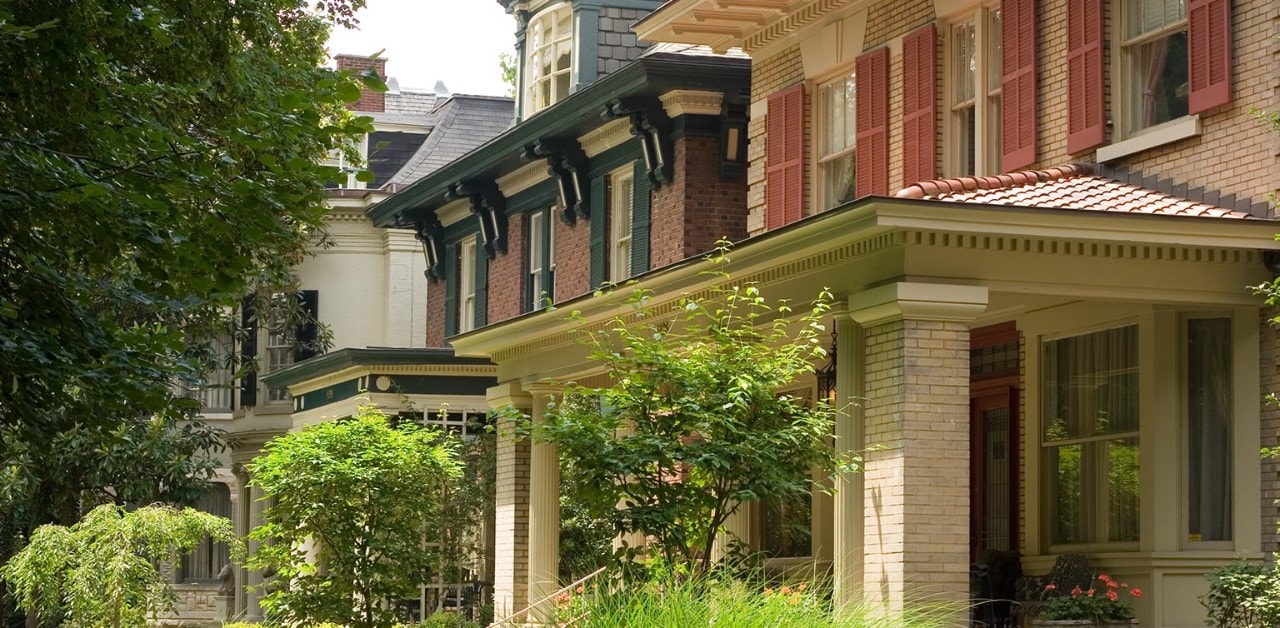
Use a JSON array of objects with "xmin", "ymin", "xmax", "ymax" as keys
[{"xmin": 335, "ymin": 53, "xmax": 387, "ymax": 112}]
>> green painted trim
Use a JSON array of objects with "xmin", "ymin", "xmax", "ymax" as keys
[
  {"xmin": 370, "ymin": 374, "xmax": 496, "ymax": 397},
  {"xmin": 261, "ymin": 347, "xmax": 493, "ymax": 390},
  {"xmin": 573, "ymin": 5, "xmax": 599, "ymax": 91},
  {"xmin": 506, "ymin": 179, "xmax": 561, "ymax": 213},
  {"xmin": 296, "ymin": 378, "xmax": 362, "ymax": 413}
]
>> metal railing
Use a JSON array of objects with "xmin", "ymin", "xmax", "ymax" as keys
[{"xmin": 490, "ymin": 566, "xmax": 607, "ymax": 627}]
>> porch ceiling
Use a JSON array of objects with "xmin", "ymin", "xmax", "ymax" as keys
[{"xmin": 635, "ymin": 0, "xmax": 872, "ymax": 53}]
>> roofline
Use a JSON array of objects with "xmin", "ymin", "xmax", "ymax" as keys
[
  {"xmin": 367, "ymin": 52, "xmax": 751, "ymax": 228},
  {"xmin": 260, "ymin": 347, "xmax": 494, "ymax": 389},
  {"xmin": 449, "ymin": 196, "xmax": 1280, "ymax": 358}
]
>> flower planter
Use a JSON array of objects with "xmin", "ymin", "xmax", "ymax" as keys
[{"xmin": 1032, "ymin": 621, "xmax": 1139, "ymax": 627}]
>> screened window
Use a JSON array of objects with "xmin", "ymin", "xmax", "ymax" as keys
[
  {"xmin": 525, "ymin": 4, "xmax": 573, "ymax": 115},
  {"xmin": 609, "ymin": 167, "xmax": 634, "ymax": 282},
  {"xmin": 1042, "ymin": 325, "xmax": 1140, "ymax": 545},
  {"xmin": 1122, "ymin": 0, "xmax": 1189, "ymax": 135},
  {"xmin": 1186, "ymin": 317, "xmax": 1232, "ymax": 543},
  {"xmin": 817, "ymin": 72, "xmax": 856, "ymax": 209},
  {"xmin": 949, "ymin": 7, "xmax": 1002, "ymax": 176},
  {"xmin": 527, "ymin": 209, "xmax": 556, "ymax": 311}
]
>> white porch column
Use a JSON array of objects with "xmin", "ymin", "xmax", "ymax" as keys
[
  {"xmin": 489, "ymin": 382, "xmax": 532, "ymax": 622},
  {"xmin": 848, "ymin": 282, "xmax": 987, "ymax": 617},
  {"xmin": 831, "ymin": 315, "xmax": 864, "ymax": 612},
  {"xmin": 526, "ymin": 383, "xmax": 561, "ymax": 624},
  {"xmin": 231, "ymin": 463, "xmax": 251, "ymax": 617}
]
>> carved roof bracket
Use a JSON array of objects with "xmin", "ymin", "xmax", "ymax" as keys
[
  {"xmin": 522, "ymin": 138, "xmax": 590, "ymax": 225},
  {"xmin": 603, "ymin": 96, "xmax": 673, "ymax": 188},
  {"xmin": 446, "ymin": 180, "xmax": 508, "ymax": 258},
  {"xmin": 413, "ymin": 212, "xmax": 446, "ymax": 281}
]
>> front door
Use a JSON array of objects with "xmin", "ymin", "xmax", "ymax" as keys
[{"xmin": 970, "ymin": 385, "xmax": 1018, "ymax": 560}]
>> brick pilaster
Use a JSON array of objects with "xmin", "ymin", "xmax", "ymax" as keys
[{"xmin": 489, "ymin": 383, "xmax": 532, "ymax": 621}]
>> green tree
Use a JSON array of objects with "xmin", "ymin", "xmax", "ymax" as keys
[
  {"xmin": 0, "ymin": 503, "xmax": 238, "ymax": 628},
  {"xmin": 247, "ymin": 405, "xmax": 463, "ymax": 628},
  {"xmin": 498, "ymin": 51, "xmax": 517, "ymax": 97},
  {"xmin": 0, "ymin": 0, "xmax": 375, "ymax": 594},
  {"xmin": 532, "ymin": 246, "xmax": 847, "ymax": 578}
]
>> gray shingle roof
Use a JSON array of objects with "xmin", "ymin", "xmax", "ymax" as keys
[{"xmin": 387, "ymin": 95, "xmax": 515, "ymax": 186}]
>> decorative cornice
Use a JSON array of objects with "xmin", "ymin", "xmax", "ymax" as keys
[
  {"xmin": 847, "ymin": 282, "xmax": 989, "ymax": 327},
  {"xmin": 660, "ymin": 89, "xmax": 725, "ymax": 118},
  {"xmin": 497, "ymin": 160, "xmax": 552, "ymax": 198},
  {"xmin": 578, "ymin": 117, "xmax": 634, "ymax": 158},
  {"xmin": 744, "ymin": 0, "xmax": 862, "ymax": 54}
]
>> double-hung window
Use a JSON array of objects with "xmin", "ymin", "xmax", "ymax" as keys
[
  {"xmin": 816, "ymin": 72, "xmax": 856, "ymax": 209},
  {"xmin": 1185, "ymin": 316, "xmax": 1232, "ymax": 544},
  {"xmin": 948, "ymin": 7, "xmax": 1002, "ymax": 176},
  {"xmin": 1042, "ymin": 325, "xmax": 1140, "ymax": 546},
  {"xmin": 458, "ymin": 237, "xmax": 477, "ymax": 334},
  {"xmin": 527, "ymin": 208, "xmax": 556, "ymax": 311},
  {"xmin": 525, "ymin": 4, "xmax": 573, "ymax": 115},
  {"xmin": 609, "ymin": 166, "xmax": 634, "ymax": 282},
  {"xmin": 1121, "ymin": 0, "xmax": 1189, "ymax": 136}
]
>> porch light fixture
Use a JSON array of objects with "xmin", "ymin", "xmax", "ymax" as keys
[{"xmin": 815, "ymin": 323, "xmax": 837, "ymax": 405}]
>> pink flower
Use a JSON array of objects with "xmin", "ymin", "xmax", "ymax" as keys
[
  {"xmin": 1131, "ymin": 588, "xmax": 1143, "ymax": 599},
  {"xmin": 1087, "ymin": 589, "xmax": 1096, "ymax": 597},
  {"xmin": 1044, "ymin": 583, "xmax": 1057, "ymax": 592},
  {"xmin": 1071, "ymin": 586, "xmax": 1083, "ymax": 597},
  {"xmin": 1107, "ymin": 590, "xmax": 1119, "ymax": 601},
  {"xmin": 1098, "ymin": 573, "xmax": 1111, "ymax": 583}
]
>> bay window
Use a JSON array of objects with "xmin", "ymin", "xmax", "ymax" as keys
[{"xmin": 525, "ymin": 4, "xmax": 573, "ymax": 115}]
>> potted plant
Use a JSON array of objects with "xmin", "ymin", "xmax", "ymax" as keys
[{"xmin": 1032, "ymin": 574, "xmax": 1142, "ymax": 627}]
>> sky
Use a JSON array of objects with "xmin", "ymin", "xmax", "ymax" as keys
[{"xmin": 326, "ymin": 0, "xmax": 515, "ymax": 97}]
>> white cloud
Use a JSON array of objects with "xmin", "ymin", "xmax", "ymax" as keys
[{"xmin": 326, "ymin": 0, "xmax": 515, "ymax": 97}]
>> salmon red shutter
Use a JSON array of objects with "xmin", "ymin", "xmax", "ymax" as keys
[
  {"xmin": 766, "ymin": 84, "xmax": 805, "ymax": 230},
  {"xmin": 1066, "ymin": 0, "xmax": 1104, "ymax": 153},
  {"xmin": 1188, "ymin": 0, "xmax": 1231, "ymax": 113},
  {"xmin": 901, "ymin": 24, "xmax": 937, "ymax": 185},
  {"xmin": 1001, "ymin": 0, "xmax": 1037, "ymax": 171},
  {"xmin": 856, "ymin": 47, "xmax": 889, "ymax": 197}
]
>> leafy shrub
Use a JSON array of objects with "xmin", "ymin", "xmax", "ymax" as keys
[
  {"xmin": 1201, "ymin": 560, "xmax": 1280, "ymax": 627},
  {"xmin": 421, "ymin": 610, "xmax": 479, "ymax": 628}
]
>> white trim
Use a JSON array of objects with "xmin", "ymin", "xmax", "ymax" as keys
[
  {"xmin": 660, "ymin": 90, "xmax": 724, "ymax": 118},
  {"xmin": 579, "ymin": 118, "xmax": 634, "ymax": 158},
  {"xmin": 1097, "ymin": 115, "xmax": 1201, "ymax": 163},
  {"xmin": 497, "ymin": 161, "xmax": 552, "ymax": 198}
]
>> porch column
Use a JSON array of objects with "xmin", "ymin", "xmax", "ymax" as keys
[
  {"xmin": 831, "ymin": 315, "xmax": 863, "ymax": 612},
  {"xmin": 526, "ymin": 383, "xmax": 561, "ymax": 623},
  {"xmin": 848, "ymin": 282, "xmax": 987, "ymax": 616},
  {"xmin": 231, "ymin": 463, "xmax": 251, "ymax": 617},
  {"xmin": 488, "ymin": 382, "xmax": 533, "ymax": 622}
]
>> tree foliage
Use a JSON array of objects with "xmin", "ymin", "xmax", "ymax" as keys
[
  {"xmin": 532, "ymin": 246, "xmax": 847, "ymax": 578},
  {"xmin": 0, "ymin": 503, "xmax": 237, "ymax": 627},
  {"xmin": 0, "ymin": 0, "xmax": 373, "ymax": 574},
  {"xmin": 247, "ymin": 405, "xmax": 463, "ymax": 628}
]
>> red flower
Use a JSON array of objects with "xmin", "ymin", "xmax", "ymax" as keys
[
  {"xmin": 1087, "ymin": 589, "xmax": 1096, "ymax": 597},
  {"xmin": 1044, "ymin": 583, "xmax": 1057, "ymax": 592},
  {"xmin": 1098, "ymin": 574, "xmax": 1111, "ymax": 583},
  {"xmin": 1071, "ymin": 586, "xmax": 1083, "ymax": 597},
  {"xmin": 1107, "ymin": 590, "xmax": 1119, "ymax": 601},
  {"xmin": 1131, "ymin": 588, "xmax": 1143, "ymax": 599}
]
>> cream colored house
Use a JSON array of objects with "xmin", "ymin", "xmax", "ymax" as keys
[{"xmin": 361, "ymin": 0, "xmax": 1280, "ymax": 626}]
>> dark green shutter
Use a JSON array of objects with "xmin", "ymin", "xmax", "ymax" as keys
[
  {"xmin": 443, "ymin": 242, "xmax": 459, "ymax": 338},
  {"xmin": 294, "ymin": 290, "xmax": 319, "ymax": 361},
  {"xmin": 474, "ymin": 242, "xmax": 488, "ymax": 329},
  {"xmin": 589, "ymin": 175, "xmax": 607, "ymax": 288},
  {"xmin": 631, "ymin": 160, "xmax": 651, "ymax": 275},
  {"xmin": 238, "ymin": 295, "xmax": 257, "ymax": 408}
]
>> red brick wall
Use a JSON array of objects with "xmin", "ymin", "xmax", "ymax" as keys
[
  {"xmin": 334, "ymin": 54, "xmax": 386, "ymax": 113},
  {"xmin": 489, "ymin": 214, "xmax": 526, "ymax": 324},
  {"xmin": 554, "ymin": 214, "xmax": 590, "ymax": 303},
  {"xmin": 650, "ymin": 135, "xmax": 750, "ymax": 268},
  {"xmin": 426, "ymin": 275, "xmax": 445, "ymax": 348}
]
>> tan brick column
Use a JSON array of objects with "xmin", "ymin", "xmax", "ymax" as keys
[
  {"xmin": 489, "ymin": 382, "xmax": 532, "ymax": 622},
  {"xmin": 526, "ymin": 383, "xmax": 561, "ymax": 623},
  {"xmin": 848, "ymin": 282, "xmax": 987, "ymax": 616}
]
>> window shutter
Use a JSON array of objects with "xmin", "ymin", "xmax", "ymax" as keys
[
  {"xmin": 238, "ymin": 295, "xmax": 257, "ymax": 408},
  {"xmin": 589, "ymin": 175, "xmax": 607, "ymax": 288},
  {"xmin": 473, "ymin": 241, "xmax": 488, "ymax": 329},
  {"xmin": 630, "ymin": 160, "xmax": 651, "ymax": 274},
  {"xmin": 1188, "ymin": 0, "xmax": 1230, "ymax": 113},
  {"xmin": 766, "ymin": 83, "xmax": 804, "ymax": 230},
  {"xmin": 902, "ymin": 23, "xmax": 937, "ymax": 186},
  {"xmin": 293, "ymin": 290, "xmax": 319, "ymax": 361},
  {"xmin": 856, "ymin": 47, "xmax": 890, "ymax": 197},
  {"xmin": 1001, "ymin": 0, "xmax": 1037, "ymax": 171},
  {"xmin": 1066, "ymin": 0, "xmax": 1104, "ymax": 153},
  {"xmin": 443, "ymin": 242, "xmax": 458, "ymax": 338}
]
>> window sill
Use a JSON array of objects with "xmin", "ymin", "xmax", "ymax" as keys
[{"xmin": 1096, "ymin": 115, "xmax": 1200, "ymax": 163}]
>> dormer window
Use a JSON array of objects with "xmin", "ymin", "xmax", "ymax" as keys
[{"xmin": 525, "ymin": 4, "xmax": 573, "ymax": 115}]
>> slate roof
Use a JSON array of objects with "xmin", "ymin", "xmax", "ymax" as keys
[
  {"xmin": 387, "ymin": 94, "xmax": 515, "ymax": 187},
  {"xmin": 895, "ymin": 163, "xmax": 1258, "ymax": 219}
]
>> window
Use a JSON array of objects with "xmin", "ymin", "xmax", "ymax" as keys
[
  {"xmin": 180, "ymin": 483, "xmax": 231, "ymax": 582},
  {"xmin": 761, "ymin": 491, "xmax": 812, "ymax": 559},
  {"xmin": 1121, "ymin": 0, "xmax": 1188, "ymax": 136},
  {"xmin": 458, "ymin": 237, "xmax": 477, "ymax": 333},
  {"xmin": 1042, "ymin": 325, "xmax": 1139, "ymax": 545},
  {"xmin": 948, "ymin": 7, "xmax": 1002, "ymax": 176},
  {"xmin": 525, "ymin": 4, "xmax": 573, "ymax": 115},
  {"xmin": 1186, "ymin": 316, "xmax": 1232, "ymax": 543},
  {"xmin": 264, "ymin": 322, "xmax": 294, "ymax": 403},
  {"xmin": 255, "ymin": 291, "xmax": 319, "ymax": 405},
  {"xmin": 527, "ymin": 208, "xmax": 556, "ymax": 311},
  {"xmin": 609, "ymin": 166, "xmax": 634, "ymax": 282},
  {"xmin": 324, "ymin": 135, "xmax": 369, "ymax": 189},
  {"xmin": 817, "ymin": 71, "xmax": 856, "ymax": 209}
]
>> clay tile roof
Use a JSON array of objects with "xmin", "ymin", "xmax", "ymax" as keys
[{"xmin": 894, "ymin": 164, "xmax": 1255, "ymax": 219}]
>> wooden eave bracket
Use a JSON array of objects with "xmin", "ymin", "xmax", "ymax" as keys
[
  {"xmin": 602, "ymin": 96, "xmax": 674, "ymax": 188},
  {"xmin": 413, "ymin": 212, "xmax": 446, "ymax": 281},
  {"xmin": 446, "ymin": 180, "xmax": 508, "ymax": 258},
  {"xmin": 522, "ymin": 138, "xmax": 590, "ymax": 225}
]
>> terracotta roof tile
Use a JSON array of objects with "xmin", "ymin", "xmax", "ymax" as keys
[{"xmin": 894, "ymin": 164, "xmax": 1255, "ymax": 219}]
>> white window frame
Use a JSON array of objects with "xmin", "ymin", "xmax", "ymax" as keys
[
  {"xmin": 263, "ymin": 293, "xmax": 296, "ymax": 404},
  {"xmin": 945, "ymin": 5, "xmax": 1002, "ymax": 177},
  {"xmin": 815, "ymin": 69, "xmax": 856, "ymax": 210},
  {"xmin": 1116, "ymin": 0, "xmax": 1189, "ymax": 140},
  {"xmin": 1040, "ymin": 323, "xmax": 1141, "ymax": 549},
  {"xmin": 324, "ymin": 134, "xmax": 368, "ymax": 189},
  {"xmin": 524, "ymin": 3, "xmax": 573, "ymax": 116},
  {"xmin": 458, "ymin": 237, "xmax": 477, "ymax": 334},
  {"xmin": 527, "ymin": 208, "xmax": 556, "ymax": 311},
  {"xmin": 609, "ymin": 166, "xmax": 634, "ymax": 282},
  {"xmin": 1180, "ymin": 313, "xmax": 1234, "ymax": 549}
]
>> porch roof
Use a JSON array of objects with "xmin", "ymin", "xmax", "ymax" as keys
[{"xmin": 895, "ymin": 164, "xmax": 1266, "ymax": 219}]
